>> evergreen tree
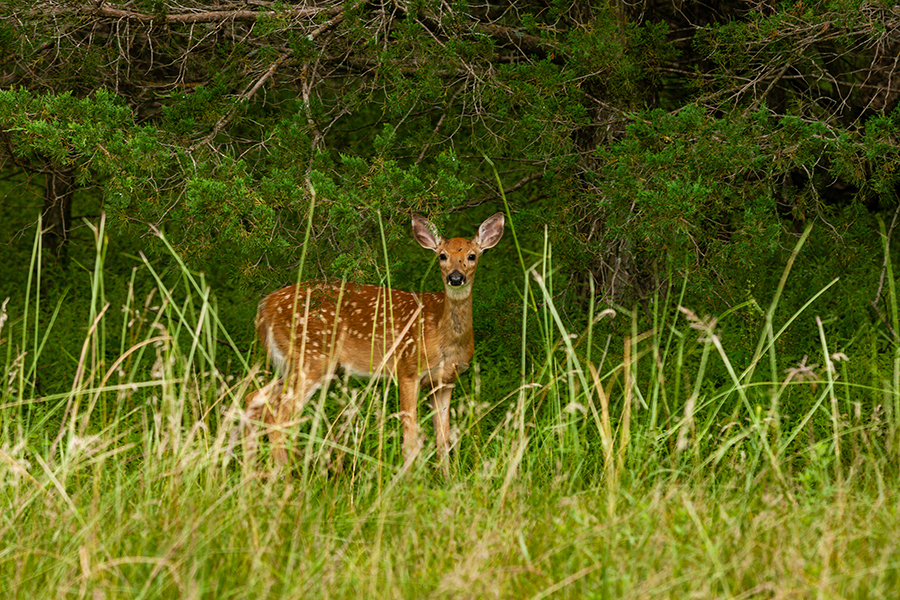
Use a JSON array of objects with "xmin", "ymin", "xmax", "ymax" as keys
[{"xmin": 0, "ymin": 1, "xmax": 898, "ymax": 320}]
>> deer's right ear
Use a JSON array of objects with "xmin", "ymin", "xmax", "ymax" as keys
[{"xmin": 412, "ymin": 214, "xmax": 442, "ymax": 251}]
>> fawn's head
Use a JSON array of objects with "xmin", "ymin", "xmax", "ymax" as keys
[{"xmin": 412, "ymin": 212, "xmax": 505, "ymax": 299}]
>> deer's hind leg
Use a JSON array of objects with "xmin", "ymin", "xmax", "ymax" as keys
[
  {"xmin": 244, "ymin": 378, "xmax": 284, "ymax": 467},
  {"xmin": 259, "ymin": 354, "xmax": 336, "ymax": 467}
]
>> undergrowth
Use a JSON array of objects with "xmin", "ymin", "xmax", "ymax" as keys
[{"xmin": 2, "ymin": 216, "xmax": 900, "ymax": 599}]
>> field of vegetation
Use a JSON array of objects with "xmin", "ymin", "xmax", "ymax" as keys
[
  {"xmin": 5, "ymin": 2, "xmax": 900, "ymax": 597},
  {"xmin": 3, "ymin": 213, "xmax": 900, "ymax": 599}
]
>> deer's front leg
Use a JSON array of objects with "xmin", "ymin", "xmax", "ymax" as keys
[
  {"xmin": 430, "ymin": 384, "xmax": 453, "ymax": 478},
  {"xmin": 398, "ymin": 376, "xmax": 422, "ymax": 467}
]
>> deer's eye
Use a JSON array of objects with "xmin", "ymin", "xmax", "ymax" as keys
[
  {"xmin": 468, "ymin": 254, "xmax": 477, "ymax": 261},
  {"xmin": 439, "ymin": 253, "xmax": 448, "ymax": 261}
]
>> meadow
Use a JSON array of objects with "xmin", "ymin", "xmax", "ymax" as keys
[{"xmin": 2, "ymin": 218, "xmax": 900, "ymax": 599}]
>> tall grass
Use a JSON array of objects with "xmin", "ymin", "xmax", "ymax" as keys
[{"xmin": 2, "ymin": 216, "xmax": 900, "ymax": 599}]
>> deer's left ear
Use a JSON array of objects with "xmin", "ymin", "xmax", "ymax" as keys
[{"xmin": 474, "ymin": 213, "xmax": 505, "ymax": 250}]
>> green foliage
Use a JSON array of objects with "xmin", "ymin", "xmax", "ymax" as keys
[
  {"xmin": 586, "ymin": 107, "xmax": 775, "ymax": 293},
  {"xmin": 0, "ymin": 88, "xmax": 146, "ymax": 174},
  {"xmin": 571, "ymin": 98, "xmax": 900, "ymax": 327},
  {"xmin": 160, "ymin": 84, "xmax": 231, "ymax": 140}
]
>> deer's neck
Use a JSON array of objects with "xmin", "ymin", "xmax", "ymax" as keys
[{"xmin": 438, "ymin": 288, "xmax": 474, "ymax": 342}]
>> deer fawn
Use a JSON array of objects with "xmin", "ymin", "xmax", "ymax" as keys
[{"xmin": 245, "ymin": 212, "xmax": 505, "ymax": 475}]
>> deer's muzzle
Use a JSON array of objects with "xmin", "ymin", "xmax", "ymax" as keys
[{"xmin": 447, "ymin": 271, "xmax": 466, "ymax": 286}]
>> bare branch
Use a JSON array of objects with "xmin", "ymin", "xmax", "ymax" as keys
[
  {"xmin": 190, "ymin": 10, "xmax": 345, "ymax": 152},
  {"xmin": 452, "ymin": 169, "xmax": 549, "ymax": 212},
  {"xmin": 86, "ymin": 4, "xmax": 343, "ymax": 25}
]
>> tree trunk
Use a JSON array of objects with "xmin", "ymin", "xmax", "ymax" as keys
[{"xmin": 43, "ymin": 167, "xmax": 74, "ymax": 265}]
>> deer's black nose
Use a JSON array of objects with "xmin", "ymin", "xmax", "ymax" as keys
[{"xmin": 447, "ymin": 271, "xmax": 466, "ymax": 286}]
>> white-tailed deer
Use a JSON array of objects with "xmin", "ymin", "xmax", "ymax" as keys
[{"xmin": 245, "ymin": 212, "xmax": 505, "ymax": 476}]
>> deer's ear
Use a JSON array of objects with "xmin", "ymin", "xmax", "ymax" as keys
[
  {"xmin": 412, "ymin": 214, "xmax": 443, "ymax": 251},
  {"xmin": 474, "ymin": 212, "xmax": 504, "ymax": 250}
]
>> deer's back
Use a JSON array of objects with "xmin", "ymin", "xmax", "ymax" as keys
[{"xmin": 256, "ymin": 282, "xmax": 449, "ymax": 380}]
